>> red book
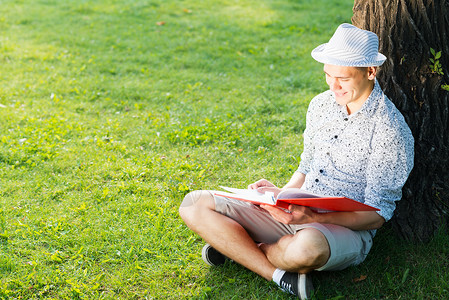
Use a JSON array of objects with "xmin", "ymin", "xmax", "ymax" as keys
[{"xmin": 213, "ymin": 186, "xmax": 379, "ymax": 212}]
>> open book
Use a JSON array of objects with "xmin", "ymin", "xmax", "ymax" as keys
[{"xmin": 213, "ymin": 186, "xmax": 379, "ymax": 212}]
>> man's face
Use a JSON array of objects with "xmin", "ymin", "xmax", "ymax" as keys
[{"xmin": 323, "ymin": 64, "xmax": 375, "ymax": 113}]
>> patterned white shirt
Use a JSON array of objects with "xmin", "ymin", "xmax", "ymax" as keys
[{"xmin": 297, "ymin": 80, "xmax": 414, "ymax": 222}]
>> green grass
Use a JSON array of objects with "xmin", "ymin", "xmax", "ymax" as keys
[{"xmin": 0, "ymin": 0, "xmax": 447, "ymax": 299}]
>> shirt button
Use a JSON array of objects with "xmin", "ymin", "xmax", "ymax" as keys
[
  {"xmin": 315, "ymin": 179, "xmax": 319, "ymax": 182},
  {"xmin": 334, "ymin": 135, "xmax": 338, "ymax": 139},
  {"xmin": 319, "ymin": 169, "xmax": 324, "ymax": 173},
  {"xmin": 344, "ymin": 118, "xmax": 349, "ymax": 121}
]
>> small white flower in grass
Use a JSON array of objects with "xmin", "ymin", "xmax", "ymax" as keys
[{"xmin": 19, "ymin": 138, "xmax": 27, "ymax": 144}]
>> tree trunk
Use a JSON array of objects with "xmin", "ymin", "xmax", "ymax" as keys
[{"xmin": 352, "ymin": 0, "xmax": 449, "ymax": 242}]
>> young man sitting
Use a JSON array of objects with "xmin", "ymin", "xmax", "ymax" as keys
[{"xmin": 179, "ymin": 23, "xmax": 414, "ymax": 299}]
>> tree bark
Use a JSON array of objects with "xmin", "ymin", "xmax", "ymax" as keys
[{"xmin": 352, "ymin": 0, "xmax": 449, "ymax": 242}]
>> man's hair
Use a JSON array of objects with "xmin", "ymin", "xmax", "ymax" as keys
[{"xmin": 356, "ymin": 67, "xmax": 369, "ymax": 73}]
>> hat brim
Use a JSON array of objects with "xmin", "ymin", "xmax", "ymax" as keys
[{"xmin": 311, "ymin": 43, "xmax": 386, "ymax": 67}]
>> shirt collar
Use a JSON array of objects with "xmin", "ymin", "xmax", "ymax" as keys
[
  {"xmin": 338, "ymin": 80, "xmax": 383, "ymax": 118},
  {"xmin": 355, "ymin": 80, "xmax": 383, "ymax": 117}
]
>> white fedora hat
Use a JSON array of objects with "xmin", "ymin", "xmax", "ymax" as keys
[{"xmin": 311, "ymin": 23, "xmax": 386, "ymax": 67}]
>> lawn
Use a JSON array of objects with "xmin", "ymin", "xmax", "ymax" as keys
[{"xmin": 0, "ymin": 0, "xmax": 448, "ymax": 299}]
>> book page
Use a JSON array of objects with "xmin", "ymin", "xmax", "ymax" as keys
[
  {"xmin": 277, "ymin": 188, "xmax": 324, "ymax": 200},
  {"xmin": 217, "ymin": 186, "xmax": 275, "ymax": 205},
  {"xmin": 219, "ymin": 186, "xmax": 265, "ymax": 198}
]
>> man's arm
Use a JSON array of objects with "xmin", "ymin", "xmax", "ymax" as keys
[
  {"xmin": 317, "ymin": 210, "xmax": 385, "ymax": 230},
  {"xmin": 254, "ymin": 172, "xmax": 385, "ymax": 230},
  {"xmin": 282, "ymin": 172, "xmax": 306, "ymax": 190},
  {"xmin": 261, "ymin": 204, "xmax": 385, "ymax": 231}
]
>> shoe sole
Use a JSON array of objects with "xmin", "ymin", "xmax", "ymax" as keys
[
  {"xmin": 201, "ymin": 244, "xmax": 222, "ymax": 267},
  {"xmin": 299, "ymin": 273, "xmax": 314, "ymax": 299},
  {"xmin": 201, "ymin": 244, "xmax": 215, "ymax": 266}
]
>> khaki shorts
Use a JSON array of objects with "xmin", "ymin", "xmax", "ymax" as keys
[{"xmin": 213, "ymin": 192, "xmax": 373, "ymax": 271}]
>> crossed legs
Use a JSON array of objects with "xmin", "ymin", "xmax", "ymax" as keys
[{"xmin": 179, "ymin": 190, "xmax": 330, "ymax": 280}]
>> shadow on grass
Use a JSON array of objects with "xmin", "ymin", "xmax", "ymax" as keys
[
  {"xmin": 192, "ymin": 261, "xmax": 290, "ymax": 299},
  {"xmin": 189, "ymin": 224, "xmax": 449, "ymax": 299},
  {"xmin": 313, "ymin": 223, "xmax": 449, "ymax": 299}
]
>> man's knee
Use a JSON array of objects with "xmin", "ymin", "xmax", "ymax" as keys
[
  {"xmin": 178, "ymin": 190, "xmax": 215, "ymax": 223},
  {"xmin": 284, "ymin": 228, "xmax": 330, "ymax": 271}
]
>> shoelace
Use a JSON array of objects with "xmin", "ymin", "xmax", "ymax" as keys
[{"xmin": 280, "ymin": 281, "xmax": 293, "ymax": 294}]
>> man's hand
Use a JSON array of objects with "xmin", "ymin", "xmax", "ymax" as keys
[
  {"xmin": 262, "ymin": 204, "xmax": 385, "ymax": 230},
  {"xmin": 248, "ymin": 179, "xmax": 282, "ymax": 197},
  {"xmin": 260, "ymin": 204, "xmax": 317, "ymax": 225}
]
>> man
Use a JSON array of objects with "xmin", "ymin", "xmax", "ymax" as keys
[{"xmin": 179, "ymin": 23, "xmax": 414, "ymax": 299}]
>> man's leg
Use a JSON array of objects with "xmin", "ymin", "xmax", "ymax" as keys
[
  {"xmin": 179, "ymin": 191, "xmax": 330, "ymax": 278},
  {"xmin": 179, "ymin": 190, "xmax": 276, "ymax": 280},
  {"xmin": 260, "ymin": 228, "xmax": 330, "ymax": 274}
]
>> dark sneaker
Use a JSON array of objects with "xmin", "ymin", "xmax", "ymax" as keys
[
  {"xmin": 201, "ymin": 244, "xmax": 229, "ymax": 266},
  {"xmin": 278, "ymin": 272, "xmax": 313, "ymax": 299}
]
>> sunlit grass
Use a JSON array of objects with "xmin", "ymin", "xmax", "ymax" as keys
[{"xmin": 0, "ymin": 0, "xmax": 447, "ymax": 299}]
